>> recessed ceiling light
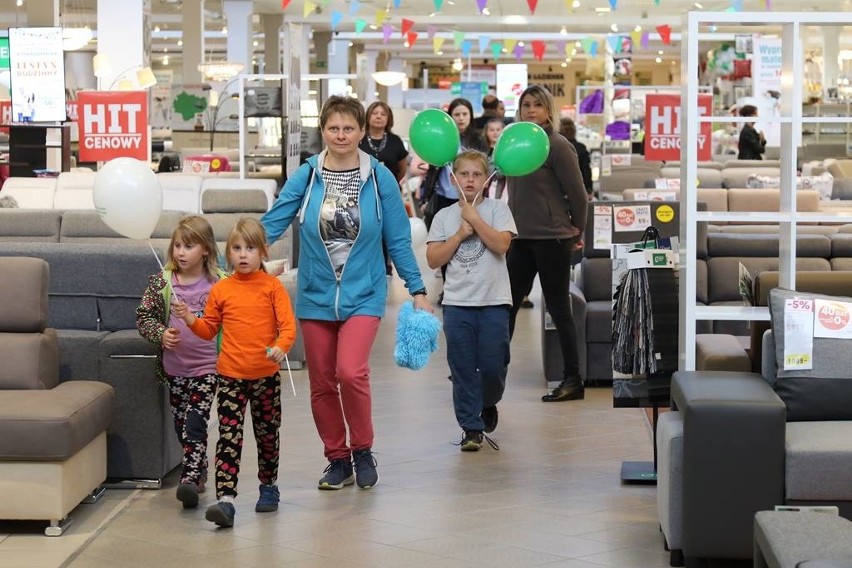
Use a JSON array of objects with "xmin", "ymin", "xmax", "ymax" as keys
[
  {"xmin": 503, "ymin": 15, "xmax": 528, "ymax": 24},
  {"xmin": 694, "ymin": 2, "xmax": 704, "ymax": 8},
  {"xmin": 482, "ymin": 7, "xmax": 491, "ymax": 15},
  {"xmin": 560, "ymin": 26, "xmax": 568, "ymax": 36},
  {"xmin": 610, "ymin": 24, "xmax": 618, "ymax": 32},
  {"xmin": 595, "ymin": 7, "xmax": 611, "ymax": 12},
  {"xmin": 177, "ymin": 39, "xmax": 183, "ymax": 46},
  {"xmin": 655, "ymin": 57, "xmax": 662, "ymax": 63},
  {"xmin": 561, "ymin": 61, "xmax": 568, "ymax": 67},
  {"xmin": 572, "ymin": 0, "xmax": 581, "ymax": 6},
  {"xmin": 634, "ymin": 25, "xmax": 642, "ymax": 32},
  {"xmin": 253, "ymin": 40, "xmax": 259, "ymax": 46},
  {"xmin": 518, "ymin": 41, "xmax": 525, "ymax": 47}
]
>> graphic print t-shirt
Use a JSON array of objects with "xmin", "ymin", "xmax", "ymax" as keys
[
  {"xmin": 320, "ymin": 167, "xmax": 362, "ymax": 275},
  {"xmin": 426, "ymin": 199, "xmax": 517, "ymax": 307},
  {"xmin": 164, "ymin": 274, "xmax": 218, "ymax": 377}
]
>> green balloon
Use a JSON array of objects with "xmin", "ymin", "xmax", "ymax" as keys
[
  {"xmin": 493, "ymin": 122, "xmax": 550, "ymax": 177},
  {"xmin": 409, "ymin": 109, "xmax": 460, "ymax": 166}
]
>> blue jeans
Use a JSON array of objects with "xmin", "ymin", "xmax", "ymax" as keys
[{"xmin": 443, "ymin": 305, "xmax": 511, "ymax": 431}]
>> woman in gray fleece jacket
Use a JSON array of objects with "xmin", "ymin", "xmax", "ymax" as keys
[{"xmin": 505, "ymin": 85, "xmax": 589, "ymax": 403}]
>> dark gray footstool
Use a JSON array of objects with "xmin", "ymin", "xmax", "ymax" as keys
[{"xmin": 754, "ymin": 511, "xmax": 852, "ymax": 568}]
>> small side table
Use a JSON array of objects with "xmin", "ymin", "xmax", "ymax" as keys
[{"xmin": 754, "ymin": 510, "xmax": 852, "ymax": 568}]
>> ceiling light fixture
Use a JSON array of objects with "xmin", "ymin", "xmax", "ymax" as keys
[
  {"xmin": 482, "ymin": 7, "xmax": 491, "ymax": 15},
  {"xmin": 610, "ymin": 23, "xmax": 619, "ymax": 32},
  {"xmin": 560, "ymin": 26, "xmax": 568, "ymax": 36},
  {"xmin": 198, "ymin": 61, "xmax": 245, "ymax": 82},
  {"xmin": 371, "ymin": 71, "xmax": 407, "ymax": 86},
  {"xmin": 572, "ymin": 0, "xmax": 581, "ymax": 6},
  {"xmin": 451, "ymin": 58, "xmax": 464, "ymax": 72}
]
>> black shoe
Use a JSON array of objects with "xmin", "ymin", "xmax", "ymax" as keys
[
  {"xmin": 176, "ymin": 483, "xmax": 199, "ymax": 509},
  {"xmin": 542, "ymin": 380, "xmax": 585, "ymax": 402},
  {"xmin": 521, "ymin": 297, "xmax": 534, "ymax": 309},
  {"xmin": 481, "ymin": 406, "xmax": 498, "ymax": 433},
  {"xmin": 459, "ymin": 430, "xmax": 483, "ymax": 452}
]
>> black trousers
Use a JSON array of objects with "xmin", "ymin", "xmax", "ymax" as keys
[{"xmin": 507, "ymin": 238, "xmax": 581, "ymax": 381}]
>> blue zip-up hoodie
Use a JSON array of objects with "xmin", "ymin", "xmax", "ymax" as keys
[{"xmin": 262, "ymin": 149, "xmax": 425, "ymax": 321}]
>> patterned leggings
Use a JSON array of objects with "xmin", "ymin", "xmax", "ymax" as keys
[
  {"xmin": 167, "ymin": 373, "xmax": 218, "ymax": 486},
  {"xmin": 214, "ymin": 374, "xmax": 281, "ymax": 499}
]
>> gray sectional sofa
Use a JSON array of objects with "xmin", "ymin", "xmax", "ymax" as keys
[{"xmin": 0, "ymin": 206, "xmax": 301, "ymax": 484}]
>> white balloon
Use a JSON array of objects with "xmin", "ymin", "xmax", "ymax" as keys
[
  {"xmin": 93, "ymin": 158, "xmax": 163, "ymax": 239},
  {"xmin": 409, "ymin": 217, "xmax": 428, "ymax": 250}
]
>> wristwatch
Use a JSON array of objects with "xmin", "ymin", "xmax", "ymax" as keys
[{"xmin": 411, "ymin": 288, "xmax": 427, "ymax": 297}]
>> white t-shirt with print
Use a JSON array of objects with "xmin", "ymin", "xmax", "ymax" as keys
[{"xmin": 427, "ymin": 198, "xmax": 517, "ymax": 307}]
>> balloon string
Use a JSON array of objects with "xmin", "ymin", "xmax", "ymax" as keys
[
  {"xmin": 148, "ymin": 239, "xmax": 174, "ymax": 299},
  {"xmin": 449, "ymin": 169, "xmax": 465, "ymax": 204}
]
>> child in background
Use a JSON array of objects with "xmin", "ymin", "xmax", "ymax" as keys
[
  {"xmin": 174, "ymin": 217, "xmax": 296, "ymax": 528},
  {"xmin": 136, "ymin": 215, "xmax": 224, "ymax": 509},
  {"xmin": 425, "ymin": 150, "xmax": 517, "ymax": 451}
]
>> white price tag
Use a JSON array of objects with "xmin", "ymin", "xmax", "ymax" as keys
[{"xmin": 783, "ymin": 298, "xmax": 814, "ymax": 370}]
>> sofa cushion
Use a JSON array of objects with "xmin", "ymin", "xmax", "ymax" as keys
[
  {"xmin": 786, "ymin": 421, "xmax": 852, "ymax": 501},
  {"xmin": 0, "ymin": 330, "xmax": 59, "ymax": 391},
  {"xmin": 0, "ymin": 209, "xmax": 61, "ymax": 242},
  {"xmin": 769, "ymin": 288, "xmax": 852, "ymax": 420},
  {"xmin": 0, "ymin": 381, "xmax": 113, "ymax": 460}
]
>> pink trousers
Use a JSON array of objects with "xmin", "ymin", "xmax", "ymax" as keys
[{"xmin": 300, "ymin": 316, "xmax": 381, "ymax": 461}]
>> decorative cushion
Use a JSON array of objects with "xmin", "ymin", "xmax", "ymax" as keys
[{"xmin": 769, "ymin": 288, "xmax": 852, "ymax": 421}]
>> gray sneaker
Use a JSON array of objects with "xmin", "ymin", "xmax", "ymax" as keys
[
  {"xmin": 352, "ymin": 449, "xmax": 379, "ymax": 489},
  {"xmin": 318, "ymin": 458, "xmax": 354, "ymax": 490}
]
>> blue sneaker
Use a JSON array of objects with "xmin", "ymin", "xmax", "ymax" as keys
[
  {"xmin": 255, "ymin": 484, "xmax": 279, "ymax": 512},
  {"xmin": 353, "ymin": 449, "xmax": 379, "ymax": 489},
  {"xmin": 205, "ymin": 501, "xmax": 235, "ymax": 528},
  {"xmin": 318, "ymin": 458, "xmax": 354, "ymax": 490}
]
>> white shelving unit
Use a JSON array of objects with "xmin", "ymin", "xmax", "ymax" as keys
[{"xmin": 679, "ymin": 11, "xmax": 852, "ymax": 371}]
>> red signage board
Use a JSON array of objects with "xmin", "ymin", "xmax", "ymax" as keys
[
  {"xmin": 77, "ymin": 91, "xmax": 148, "ymax": 162},
  {"xmin": 0, "ymin": 99, "xmax": 10, "ymax": 133},
  {"xmin": 644, "ymin": 94, "xmax": 712, "ymax": 162}
]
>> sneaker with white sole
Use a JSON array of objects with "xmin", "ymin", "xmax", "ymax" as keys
[
  {"xmin": 352, "ymin": 449, "xmax": 379, "ymax": 489},
  {"xmin": 318, "ymin": 458, "xmax": 354, "ymax": 490},
  {"xmin": 460, "ymin": 430, "xmax": 483, "ymax": 452}
]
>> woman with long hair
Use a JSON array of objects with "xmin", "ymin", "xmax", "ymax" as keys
[
  {"xmin": 505, "ymin": 85, "xmax": 588, "ymax": 402},
  {"xmin": 419, "ymin": 98, "xmax": 485, "ymax": 229}
]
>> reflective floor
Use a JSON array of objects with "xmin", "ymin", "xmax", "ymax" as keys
[{"xmin": 0, "ymin": 269, "xmax": 681, "ymax": 568}]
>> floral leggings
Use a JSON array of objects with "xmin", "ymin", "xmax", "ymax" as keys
[
  {"xmin": 214, "ymin": 374, "xmax": 281, "ymax": 499},
  {"xmin": 167, "ymin": 373, "xmax": 218, "ymax": 487}
]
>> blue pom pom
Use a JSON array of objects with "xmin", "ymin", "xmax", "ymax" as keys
[{"xmin": 394, "ymin": 301, "xmax": 441, "ymax": 370}]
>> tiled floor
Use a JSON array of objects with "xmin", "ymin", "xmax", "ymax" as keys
[{"xmin": 0, "ymin": 270, "xmax": 682, "ymax": 568}]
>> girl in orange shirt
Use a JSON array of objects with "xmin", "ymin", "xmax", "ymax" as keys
[{"xmin": 174, "ymin": 218, "xmax": 296, "ymax": 528}]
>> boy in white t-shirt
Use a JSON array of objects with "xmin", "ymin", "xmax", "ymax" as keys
[{"xmin": 426, "ymin": 150, "xmax": 517, "ymax": 451}]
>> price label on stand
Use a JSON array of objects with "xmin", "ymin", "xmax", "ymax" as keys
[{"xmin": 783, "ymin": 298, "xmax": 814, "ymax": 370}]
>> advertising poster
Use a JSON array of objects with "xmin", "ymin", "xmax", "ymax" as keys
[
  {"xmin": 8, "ymin": 27, "xmax": 67, "ymax": 122},
  {"xmin": 285, "ymin": 22, "xmax": 303, "ymax": 179},
  {"xmin": 751, "ymin": 36, "xmax": 782, "ymax": 147},
  {"xmin": 451, "ymin": 82, "xmax": 488, "ymax": 113},
  {"xmin": 644, "ymin": 94, "xmax": 713, "ymax": 162},
  {"xmin": 77, "ymin": 91, "xmax": 149, "ymax": 162},
  {"xmin": 496, "ymin": 64, "xmax": 527, "ymax": 115}
]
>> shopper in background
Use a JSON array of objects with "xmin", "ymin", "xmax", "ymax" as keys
[
  {"xmin": 559, "ymin": 117, "xmax": 594, "ymax": 198},
  {"xmin": 505, "ymin": 85, "xmax": 588, "ymax": 403},
  {"xmin": 737, "ymin": 104, "xmax": 766, "ymax": 160},
  {"xmin": 420, "ymin": 97, "xmax": 485, "ymax": 229},
  {"xmin": 359, "ymin": 101, "xmax": 409, "ymax": 183},
  {"xmin": 261, "ymin": 95, "xmax": 431, "ymax": 492},
  {"xmin": 473, "ymin": 94, "xmax": 502, "ymax": 130},
  {"xmin": 359, "ymin": 101, "xmax": 410, "ymax": 276}
]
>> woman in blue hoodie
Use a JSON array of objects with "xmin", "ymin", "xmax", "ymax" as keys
[{"xmin": 262, "ymin": 96, "xmax": 432, "ymax": 492}]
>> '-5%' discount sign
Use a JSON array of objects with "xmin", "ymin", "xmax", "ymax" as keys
[
  {"xmin": 644, "ymin": 94, "xmax": 713, "ymax": 162},
  {"xmin": 77, "ymin": 91, "xmax": 149, "ymax": 162}
]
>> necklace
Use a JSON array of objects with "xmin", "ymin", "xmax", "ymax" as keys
[{"xmin": 366, "ymin": 132, "xmax": 387, "ymax": 155}]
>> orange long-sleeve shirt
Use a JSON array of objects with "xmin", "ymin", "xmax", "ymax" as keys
[{"xmin": 189, "ymin": 270, "xmax": 296, "ymax": 380}]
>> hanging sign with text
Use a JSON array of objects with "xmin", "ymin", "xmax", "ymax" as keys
[
  {"xmin": 644, "ymin": 94, "xmax": 712, "ymax": 162},
  {"xmin": 77, "ymin": 91, "xmax": 149, "ymax": 162}
]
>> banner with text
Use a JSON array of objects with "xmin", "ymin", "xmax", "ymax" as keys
[
  {"xmin": 77, "ymin": 91, "xmax": 149, "ymax": 162},
  {"xmin": 644, "ymin": 93, "xmax": 712, "ymax": 162}
]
